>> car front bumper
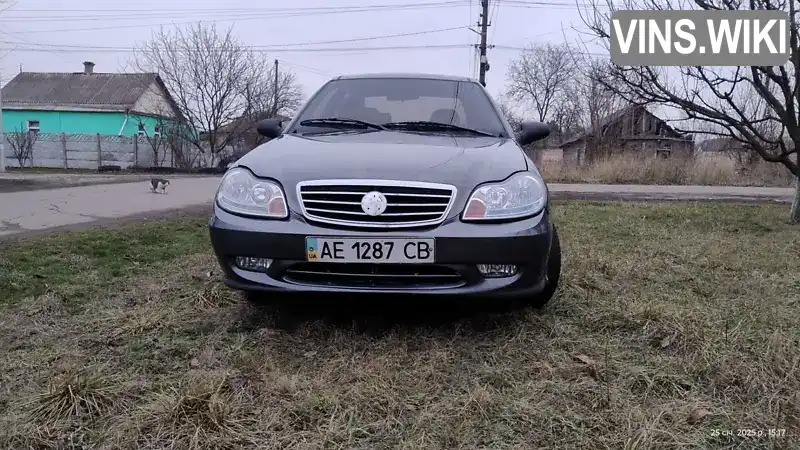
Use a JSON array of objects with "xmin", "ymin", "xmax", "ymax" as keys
[{"xmin": 208, "ymin": 203, "xmax": 555, "ymax": 297}]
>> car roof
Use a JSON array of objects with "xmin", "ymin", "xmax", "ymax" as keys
[{"xmin": 333, "ymin": 73, "xmax": 478, "ymax": 83}]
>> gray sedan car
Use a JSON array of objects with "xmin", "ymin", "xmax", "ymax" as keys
[{"xmin": 209, "ymin": 73, "xmax": 561, "ymax": 308}]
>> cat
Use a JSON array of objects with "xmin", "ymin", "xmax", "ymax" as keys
[{"xmin": 149, "ymin": 178, "xmax": 170, "ymax": 194}]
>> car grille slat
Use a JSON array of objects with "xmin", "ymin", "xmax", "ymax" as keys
[
  {"xmin": 298, "ymin": 180, "xmax": 456, "ymax": 228},
  {"xmin": 283, "ymin": 263, "xmax": 466, "ymax": 289},
  {"xmin": 306, "ymin": 207, "xmax": 368, "ymax": 216},
  {"xmin": 303, "ymin": 199, "xmax": 362, "ymax": 206}
]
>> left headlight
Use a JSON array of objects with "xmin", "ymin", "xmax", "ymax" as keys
[
  {"xmin": 216, "ymin": 167, "xmax": 288, "ymax": 219},
  {"xmin": 462, "ymin": 171, "xmax": 547, "ymax": 221}
]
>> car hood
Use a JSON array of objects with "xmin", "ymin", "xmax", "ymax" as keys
[{"xmin": 236, "ymin": 131, "xmax": 530, "ymax": 191}]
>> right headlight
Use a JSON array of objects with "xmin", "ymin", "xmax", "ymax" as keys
[
  {"xmin": 461, "ymin": 171, "xmax": 547, "ymax": 221},
  {"xmin": 215, "ymin": 167, "xmax": 288, "ymax": 219}
]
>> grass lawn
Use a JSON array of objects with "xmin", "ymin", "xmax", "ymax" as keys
[{"xmin": 0, "ymin": 202, "xmax": 798, "ymax": 449}]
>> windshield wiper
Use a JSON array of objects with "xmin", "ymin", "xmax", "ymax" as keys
[
  {"xmin": 383, "ymin": 121, "xmax": 497, "ymax": 137},
  {"xmin": 299, "ymin": 117, "xmax": 387, "ymax": 131}
]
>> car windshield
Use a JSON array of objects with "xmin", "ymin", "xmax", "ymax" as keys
[{"xmin": 288, "ymin": 77, "xmax": 507, "ymax": 137}]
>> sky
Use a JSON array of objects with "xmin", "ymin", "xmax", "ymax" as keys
[{"xmin": 0, "ymin": 0, "xmax": 605, "ymax": 111}]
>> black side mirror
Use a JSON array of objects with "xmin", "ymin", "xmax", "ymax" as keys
[
  {"xmin": 515, "ymin": 121, "xmax": 551, "ymax": 147},
  {"xmin": 256, "ymin": 119, "xmax": 283, "ymax": 139}
]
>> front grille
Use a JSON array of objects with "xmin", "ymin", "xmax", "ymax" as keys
[
  {"xmin": 283, "ymin": 263, "xmax": 465, "ymax": 290},
  {"xmin": 297, "ymin": 180, "xmax": 456, "ymax": 228}
]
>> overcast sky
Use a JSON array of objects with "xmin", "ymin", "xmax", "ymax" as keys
[{"xmin": 0, "ymin": 0, "xmax": 603, "ymax": 109}]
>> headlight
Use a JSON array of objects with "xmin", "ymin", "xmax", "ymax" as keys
[
  {"xmin": 462, "ymin": 171, "xmax": 546, "ymax": 221},
  {"xmin": 216, "ymin": 167, "xmax": 288, "ymax": 218}
]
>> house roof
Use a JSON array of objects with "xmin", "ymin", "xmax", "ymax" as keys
[
  {"xmin": 559, "ymin": 104, "xmax": 688, "ymax": 148},
  {"xmin": 0, "ymin": 72, "xmax": 161, "ymax": 112},
  {"xmin": 559, "ymin": 105, "xmax": 639, "ymax": 147}
]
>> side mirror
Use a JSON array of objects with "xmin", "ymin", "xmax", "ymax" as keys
[
  {"xmin": 256, "ymin": 118, "xmax": 283, "ymax": 139},
  {"xmin": 515, "ymin": 121, "xmax": 551, "ymax": 147}
]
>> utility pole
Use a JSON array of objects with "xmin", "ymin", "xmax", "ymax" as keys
[
  {"xmin": 0, "ymin": 74, "xmax": 5, "ymax": 173},
  {"xmin": 478, "ymin": 0, "xmax": 490, "ymax": 87},
  {"xmin": 273, "ymin": 59, "xmax": 279, "ymax": 118}
]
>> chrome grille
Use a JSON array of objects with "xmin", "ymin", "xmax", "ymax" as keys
[
  {"xmin": 283, "ymin": 263, "xmax": 465, "ymax": 289},
  {"xmin": 297, "ymin": 180, "xmax": 457, "ymax": 228}
]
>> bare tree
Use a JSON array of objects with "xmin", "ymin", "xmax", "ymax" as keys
[
  {"xmin": 497, "ymin": 98, "xmax": 524, "ymax": 131},
  {"xmin": 696, "ymin": 93, "xmax": 776, "ymax": 169},
  {"xmin": 132, "ymin": 116, "xmax": 170, "ymax": 167},
  {"xmin": 238, "ymin": 64, "xmax": 303, "ymax": 150},
  {"xmin": 506, "ymin": 42, "xmax": 580, "ymax": 123},
  {"xmin": 549, "ymin": 81, "xmax": 585, "ymax": 143},
  {"xmin": 581, "ymin": 0, "xmax": 800, "ymax": 221},
  {"xmin": 570, "ymin": 56, "xmax": 629, "ymax": 162},
  {"xmin": 131, "ymin": 23, "xmax": 303, "ymax": 167},
  {"xmin": 164, "ymin": 124, "xmax": 198, "ymax": 169},
  {"xmin": 5, "ymin": 125, "xmax": 37, "ymax": 167}
]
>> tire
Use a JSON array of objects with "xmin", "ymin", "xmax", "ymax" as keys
[
  {"xmin": 243, "ymin": 290, "xmax": 280, "ymax": 315},
  {"xmin": 529, "ymin": 225, "xmax": 562, "ymax": 309},
  {"xmin": 244, "ymin": 290, "xmax": 264, "ymax": 303}
]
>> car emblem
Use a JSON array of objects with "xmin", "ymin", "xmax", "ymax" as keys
[{"xmin": 360, "ymin": 191, "xmax": 388, "ymax": 216}]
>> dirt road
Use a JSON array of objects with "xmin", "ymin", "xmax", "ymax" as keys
[{"xmin": 0, "ymin": 176, "xmax": 794, "ymax": 239}]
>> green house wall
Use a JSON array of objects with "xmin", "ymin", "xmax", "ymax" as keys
[{"xmin": 1, "ymin": 109, "xmax": 164, "ymax": 136}]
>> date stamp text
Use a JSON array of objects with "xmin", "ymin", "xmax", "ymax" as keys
[{"xmin": 710, "ymin": 428, "xmax": 787, "ymax": 439}]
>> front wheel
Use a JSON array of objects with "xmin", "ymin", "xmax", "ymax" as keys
[{"xmin": 528, "ymin": 225, "xmax": 562, "ymax": 309}]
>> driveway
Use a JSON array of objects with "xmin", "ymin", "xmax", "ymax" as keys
[{"xmin": 0, "ymin": 177, "xmax": 794, "ymax": 239}]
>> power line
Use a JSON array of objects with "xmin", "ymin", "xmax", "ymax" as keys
[
  {"xmin": 0, "ymin": 41, "xmax": 609, "ymax": 56},
  {"xmin": 2, "ymin": 0, "xmax": 601, "ymax": 33},
  {"xmin": 6, "ymin": 0, "xmax": 593, "ymax": 16},
  {"xmin": 0, "ymin": 43, "xmax": 475, "ymax": 54},
  {"xmin": 1, "ymin": 26, "xmax": 469, "ymax": 51},
  {"xmin": 279, "ymin": 60, "xmax": 338, "ymax": 78},
  {"xmin": 489, "ymin": 0, "xmax": 501, "ymax": 44},
  {"xmin": 0, "ymin": 1, "xmax": 476, "ymax": 29},
  {"xmin": 0, "ymin": 29, "xmax": 74, "ymax": 65},
  {"xmin": 7, "ymin": 1, "xmax": 471, "ymax": 14},
  {"xmin": 0, "ymin": 27, "xmax": 473, "ymax": 59},
  {"xmin": 272, "ymin": 26, "xmax": 469, "ymax": 48},
  {"xmin": 499, "ymin": 0, "xmax": 608, "ymax": 6}
]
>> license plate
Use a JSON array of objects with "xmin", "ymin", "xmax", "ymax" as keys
[{"xmin": 305, "ymin": 237, "xmax": 434, "ymax": 263}]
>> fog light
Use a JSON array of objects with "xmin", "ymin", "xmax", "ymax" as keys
[
  {"xmin": 477, "ymin": 264, "xmax": 518, "ymax": 278},
  {"xmin": 234, "ymin": 256, "xmax": 272, "ymax": 272}
]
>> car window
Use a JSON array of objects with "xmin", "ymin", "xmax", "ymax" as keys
[
  {"xmin": 364, "ymin": 96, "xmax": 469, "ymax": 125},
  {"xmin": 290, "ymin": 77, "xmax": 507, "ymax": 136}
]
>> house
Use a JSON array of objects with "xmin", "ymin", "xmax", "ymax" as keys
[
  {"xmin": 558, "ymin": 104, "xmax": 694, "ymax": 165},
  {"xmin": 0, "ymin": 62, "xmax": 181, "ymax": 137},
  {"xmin": 697, "ymin": 136, "xmax": 761, "ymax": 167},
  {"xmin": 205, "ymin": 112, "xmax": 290, "ymax": 152},
  {"xmin": 696, "ymin": 137, "xmax": 743, "ymax": 153}
]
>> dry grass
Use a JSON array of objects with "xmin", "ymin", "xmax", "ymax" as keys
[
  {"xmin": 1, "ymin": 202, "xmax": 799, "ymax": 449},
  {"xmin": 539, "ymin": 152, "xmax": 795, "ymax": 187},
  {"xmin": 26, "ymin": 367, "xmax": 120, "ymax": 424}
]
